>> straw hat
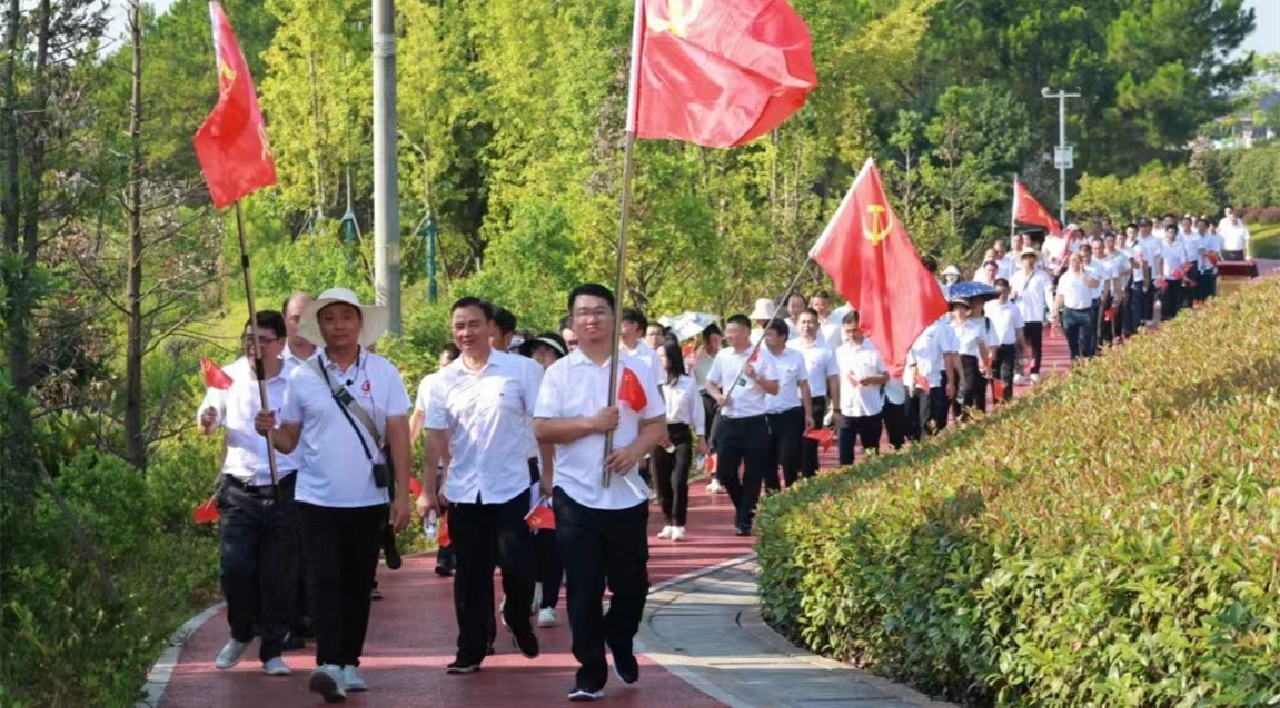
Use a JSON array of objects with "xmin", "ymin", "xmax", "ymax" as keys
[
  {"xmin": 748, "ymin": 298, "xmax": 777, "ymax": 321},
  {"xmin": 297, "ymin": 287, "xmax": 389, "ymax": 348},
  {"xmin": 1019, "ymin": 247, "xmax": 1039, "ymax": 259},
  {"xmin": 942, "ymin": 265, "xmax": 962, "ymax": 277}
]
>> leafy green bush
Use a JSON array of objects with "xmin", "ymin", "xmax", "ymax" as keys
[
  {"xmin": 0, "ymin": 417, "xmax": 221, "ymax": 708},
  {"xmin": 757, "ymin": 275, "xmax": 1280, "ymax": 706}
]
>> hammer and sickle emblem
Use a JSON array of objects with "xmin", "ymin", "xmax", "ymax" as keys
[
  {"xmin": 647, "ymin": 0, "xmax": 705, "ymax": 37},
  {"xmin": 257, "ymin": 123, "xmax": 273, "ymax": 161},
  {"xmin": 863, "ymin": 204, "xmax": 893, "ymax": 244},
  {"xmin": 218, "ymin": 58, "xmax": 236, "ymax": 86}
]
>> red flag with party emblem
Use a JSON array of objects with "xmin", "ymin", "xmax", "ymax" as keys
[
  {"xmin": 200, "ymin": 357, "xmax": 235, "ymax": 390},
  {"xmin": 1012, "ymin": 178, "xmax": 1061, "ymax": 236},
  {"xmin": 193, "ymin": 1, "xmax": 277, "ymax": 209},
  {"xmin": 525, "ymin": 502, "xmax": 556, "ymax": 531}
]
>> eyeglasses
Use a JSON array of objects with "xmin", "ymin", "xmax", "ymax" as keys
[
  {"xmin": 242, "ymin": 336, "xmax": 280, "ymax": 348},
  {"xmin": 573, "ymin": 307, "xmax": 611, "ymax": 321}
]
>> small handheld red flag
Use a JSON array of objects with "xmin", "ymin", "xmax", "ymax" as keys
[
  {"xmin": 634, "ymin": 0, "xmax": 816, "ymax": 148},
  {"xmin": 1012, "ymin": 179, "xmax": 1062, "ymax": 236},
  {"xmin": 705, "ymin": 453, "xmax": 717, "ymax": 474},
  {"xmin": 618, "ymin": 367, "xmax": 648, "ymax": 412},
  {"xmin": 992, "ymin": 380, "xmax": 1007, "ymax": 400},
  {"xmin": 810, "ymin": 159, "xmax": 948, "ymax": 377},
  {"xmin": 525, "ymin": 503, "xmax": 556, "ymax": 531},
  {"xmin": 194, "ymin": 1, "xmax": 277, "ymax": 209},
  {"xmin": 194, "ymin": 495, "xmax": 220, "ymax": 524},
  {"xmin": 803, "ymin": 428, "xmax": 834, "ymax": 451},
  {"xmin": 408, "ymin": 477, "xmax": 423, "ymax": 498},
  {"xmin": 200, "ymin": 357, "xmax": 235, "ymax": 390},
  {"xmin": 436, "ymin": 513, "xmax": 451, "ymax": 548}
]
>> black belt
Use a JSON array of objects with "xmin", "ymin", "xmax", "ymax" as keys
[{"xmin": 224, "ymin": 473, "xmax": 296, "ymax": 496}]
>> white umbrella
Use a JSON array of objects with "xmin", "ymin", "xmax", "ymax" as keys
[{"xmin": 660, "ymin": 311, "xmax": 719, "ymax": 342}]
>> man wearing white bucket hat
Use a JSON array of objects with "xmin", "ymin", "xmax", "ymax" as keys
[
  {"xmin": 254, "ymin": 287, "xmax": 412, "ymax": 702},
  {"xmin": 748, "ymin": 298, "xmax": 777, "ymax": 344}
]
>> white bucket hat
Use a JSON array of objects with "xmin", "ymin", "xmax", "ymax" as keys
[
  {"xmin": 297, "ymin": 287, "xmax": 389, "ymax": 348},
  {"xmin": 748, "ymin": 298, "xmax": 777, "ymax": 321}
]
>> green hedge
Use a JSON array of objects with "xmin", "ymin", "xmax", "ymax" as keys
[{"xmin": 757, "ymin": 276, "xmax": 1280, "ymax": 706}]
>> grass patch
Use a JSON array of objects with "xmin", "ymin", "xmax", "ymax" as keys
[{"xmin": 1252, "ymin": 223, "xmax": 1280, "ymax": 260}]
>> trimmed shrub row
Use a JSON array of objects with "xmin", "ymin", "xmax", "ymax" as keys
[{"xmin": 757, "ymin": 275, "xmax": 1280, "ymax": 706}]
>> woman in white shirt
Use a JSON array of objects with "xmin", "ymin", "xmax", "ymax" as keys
[
  {"xmin": 653, "ymin": 341, "xmax": 706, "ymax": 542},
  {"xmin": 949, "ymin": 296, "xmax": 991, "ymax": 421}
]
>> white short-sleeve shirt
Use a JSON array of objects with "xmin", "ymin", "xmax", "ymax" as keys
[
  {"xmin": 199, "ymin": 356, "xmax": 301, "ymax": 485},
  {"xmin": 424, "ymin": 351, "xmax": 543, "ymax": 505},
  {"xmin": 662, "ymin": 374, "xmax": 705, "ymax": 435},
  {"xmin": 706, "ymin": 346, "xmax": 780, "ymax": 419},
  {"xmin": 836, "ymin": 338, "xmax": 886, "ymax": 418},
  {"xmin": 790, "ymin": 338, "xmax": 838, "ymax": 398},
  {"xmin": 280, "ymin": 350, "xmax": 411, "ymax": 508},
  {"xmin": 764, "ymin": 346, "xmax": 808, "ymax": 414},
  {"xmin": 1009, "ymin": 269, "xmax": 1051, "ymax": 324},
  {"xmin": 1057, "ymin": 271, "xmax": 1093, "ymax": 310},
  {"xmin": 534, "ymin": 351, "xmax": 665, "ymax": 510},
  {"xmin": 906, "ymin": 320, "xmax": 957, "ymax": 389},
  {"xmin": 621, "ymin": 340, "xmax": 661, "ymax": 383},
  {"xmin": 982, "ymin": 300, "xmax": 1024, "ymax": 346},
  {"xmin": 951, "ymin": 318, "xmax": 987, "ymax": 357}
]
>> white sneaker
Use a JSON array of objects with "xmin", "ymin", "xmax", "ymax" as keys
[
  {"xmin": 706, "ymin": 478, "xmax": 725, "ymax": 494},
  {"xmin": 538, "ymin": 607, "xmax": 559, "ymax": 627},
  {"xmin": 1013, "ymin": 373, "xmax": 1024, "ymax": 385},
  {"xmin": 656, "ymin": 525, "xmax": 674, "ymax": 539},
  {"xmin": 262, "ymin": 657, "xmax": 291, "ymax": 676},
  {"xmin": 1030, "ymin": 373, "xmax": 1041, "ymax": 383},
  {"xmin": 342, "ymin": 665, "xmax": 367, "ymax": 692},
  {"xmin": 214, "ymin": 639, "xmax": 249, "ymax": 670},
  {"xmin": 671, "ymin": 527, "xmax": 686, "ymax": 541},
  {"xmin": 308, "ymin": 665, "xmax": 346, "ymax": 702}
]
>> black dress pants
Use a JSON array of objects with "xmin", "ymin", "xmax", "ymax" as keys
[
  {"xmin": 554, "ymin": 489, "xmax": 649, "ymax": 692},
  {"xmin": 882, "ymin": 400, "xmax": 907, "ymax": 450},
  {"xmin": 953, "ymin": 354, "xmax": 984, "ymax": 420},
  {"xmin": 838, "ymin": 413, "xmax": 881, "ymax": 464},
  {"xmin": 993, "ymin": 343, "xmax": 1016, "ymax": 403},
  {"xmin": 766, "ymin": 406, "xmax": 805, "ymax": 488},
  {"xmin": 799, "ymin": 395, "xmax": 826, "ymax": 478},
  {"xmin": 714, "ymin": 414, "xmax": 770, "ymax": 531},
  {"xmin": 298, "ymin": 501, "xmax": 386, "ymax": 667},
  {"xmin": 1023, "ymin": 322, "xmax": 1043, "ymax": 374},
  {"xmin": 652, "ymin": 424, "xmax": 693, "ymax": 526},
  {"xmin": 219, "ymin": 474, "xmax": 299, "ymax": 662},
  {"xmin": 448, "ymin": 489, "xmax": 536, "ymax": 664}
]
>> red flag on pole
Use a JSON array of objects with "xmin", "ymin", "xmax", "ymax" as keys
[
  {"xmin": 193, "ymin": 494, "xmax": 220, "ymax": 524},
  {"xmin": 809, "ymin": 159, "xmax": 948, "ymax": 377},
  {"xmin": 1012, "ymin": 179, "xmax": 1061, "ymax": 236},
  {"xmin": 633, "ymin": 0, "xmax": 816, "ymax": 148},
  {"xmin": 200, "ymin": 357, "xmax": 235, "ymax": 390},
  {"xmin": 618, "ymin": 367, "xmax": 648, "ymax": 412},
  {"xmin": 194, "ymin": 1, "xmax": 277, "ymax": 209}
]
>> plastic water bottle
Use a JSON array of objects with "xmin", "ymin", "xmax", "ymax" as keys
[{"xmin": 423, "ymin": 510, "xmax": 438, "ymax": 541}]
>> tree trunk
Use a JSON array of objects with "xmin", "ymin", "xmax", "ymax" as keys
[
  {"xmin": 2, "ymin": 0, "xmax": 28, "ymax": 391},
  {"xmin": 125, "ymin": 0, "xmax": 146, "ymax": 470}
]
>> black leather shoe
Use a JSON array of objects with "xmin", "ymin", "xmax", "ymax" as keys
[{"xmin": 281, "ymin": 631, "xmax": 306, "ymax": 651}]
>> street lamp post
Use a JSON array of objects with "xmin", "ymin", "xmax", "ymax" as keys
[
  {"xmin": 373, "ymin": 0, "xmax": 400, "ymax": 334},
  {"xmin": 1042, "ymin": 87, "xmax": 1080, "ymax": 227}
]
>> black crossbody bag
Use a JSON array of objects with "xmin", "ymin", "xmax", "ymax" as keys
[{"xmin": 313, "ymin": 357, "xmax": 392, "ymax": 490}]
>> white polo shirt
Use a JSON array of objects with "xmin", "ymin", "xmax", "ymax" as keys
[
  {"xmin": 790, "ymin": 338, "xmax": 838, "ymax": 398},
  {"xmin": 764, "ymin": 346, "xmax": 808, "ymax": 414},
  {"xmin": 1219, "ymin": 221, "xmax": 1249, "ymax": 252},
  {"xmin": 983, "ymin": 300, "xmax": 1024, "ymax": 346},
  {"xmin": 706, "ymin": 346, "xmax": 780, "ymax": 419},
  {"xmin": 1199, "ymin": 232, "xmax": 1222, "ymax": 271},
  {"xmin": 424, "ymin": 351, "xmax": 543, "ymax": 505},
  {"xmin": 1057, "ymin": 271, "xmax": 1093, "ymax": 310},
  {"xmin": 662, "ymin": 374, "xmax": 705, "ymax": 436},
  {"xmin": 951, "ymin": 318, "xmax": 987, "ymax": 357},
  {"xmin": 534, "ymin": 350, "xmax": 665, "ymax": 510},
  {"xmin": 1157, "ymin": 240, "xmax": 1188, "ymax": 279},
  {"xmin": 199, "ymin": 356, "xmax": 301, "ymax": 485},
  {"xmin": 620, "ymin": 340, "xmax": 661, "ymax": 383},
  {"xmin": 783, "ymin": 317, "xmax": 802, "ymax": 341},
  {"xmin": 1083, "ymin": 260, "xmax": 1106, "ymax": 300},
  {"xmin": 836, "ymin": 338, "xmax": 885, "ymax": 418},
  {"xmin": 996, "ymin": 255, "xmax": 1014, "ymax": 280},
  {"xmin": 414, "ymin": 371, "xmax": 440, "ymax": 415},
  {"xmin": 281, "ymin": 349, "xmax": 411, "ymax": 508},
  {"xmin": 1009, "ymin": 269, "xmax": 1051, "ymax": 324},
  {"xmin": 906, "ymin": 320, "xmax": 957, "ymax": 389}
]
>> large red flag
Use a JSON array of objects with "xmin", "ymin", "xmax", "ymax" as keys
[
  {"xmin": 809, "ymin": 159, "xmax": 947, "ymax": 376},
  {"xmin": 633, "ymin": 0, "xmax": 816, "ymax": 148},
  {"xmin": 194, "ymin": 1, "xmax": 277, "ymax": 209},
  {"xmin": 1012, "ymin": 179, "xmax": 1061, "ymax": 236}
]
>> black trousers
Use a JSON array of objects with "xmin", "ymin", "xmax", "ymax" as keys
[
  {"xmin": 799, "ymin": 395, "xmax": 826, "ymax": 479},
  {"xmin": 448, "ymin": 488, "xmax": 535, "ymax": 664},
  {"xmin": 700, "ymin": 391, "xmax": 719, "ymax": 449},
  {"xmin": 907, "ymin": 386, "xmax": 949, "ymax": 440},
  {"xmin": 883, "ymin": 400, "xmax": 907, "ymax": 450},
  {"xmin": 1125, "ymin": 283, "xmax": 1146, "ymax": 336},
  {"xmin": 1023, "ymin": 322, "xmax": 1044, "ymax": 374},
  {"xmin": 993, "ymin": 343, "xmax": 1016, "ymax": 403},
  {"xmin": 652, "ymin": 424, "xmax": 693, "ymax": 526},
  {"xmin": 1097, "ymin": 293, "xmax": 1113, "ymax": 346},
  {"xmin": 838, "ymin": 413, "xmax": 881, "ymax": 464},
  {"xmin": 298, "ymin": 501, "xmax": 386, "ymax": 667},
  {"xmin": 766, "ymin": 406, "xmax": 805, "ymax": 488},
  {"xmin": 1062, "ymin": 307, "xmax": 1094, "ymax": 361},
  {"xmin": 1160, "ymin": 280, "xmax": 1182, "ymax": 321},
  {"xmin": 1182, "ymin": 265, "xmax": 1200, "ymax": 309},
  {"xmin": 554, "ymin": 489, "xmax": 649, "ymax": 692},
  {"xmin": 714, "ymin": 414, "xmax": 770, "ymax": 531},
  {"xmin": 953, "ymin": 354, "xmax": 984, "ymax": 419},
  {"xmin": 527, "ymin": 458, "xmax": 561, "ymax": 608},
  {"xmin": 219, "ymin": 474, "xmax": 299, "ymax": 662}
]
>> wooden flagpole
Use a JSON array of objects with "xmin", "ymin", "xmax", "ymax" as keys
[{"xmin": 234, "ymin": 201, "xmax": 281, "ymax": 500}]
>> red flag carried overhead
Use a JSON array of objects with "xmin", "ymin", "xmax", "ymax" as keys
[
  {"xmin": 1012, "ymin": 179, "xmax": 1061, "ymax": 236},
  {"xmin": 809, "ymin": 159, "xmax": 948, "ymax": 377},
  {"xmin": 194, "ymin": 1, "xmax": 277, "ymax": 209},
  {"xmin": 633, "ymin": 0, "xmax": 816, "ymax": 148},
  {"xmin": 200, "ymin": 357, "xmax": 235, "ymax": 390}
]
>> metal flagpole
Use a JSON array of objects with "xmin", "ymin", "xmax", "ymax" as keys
[
  {"xmin": 602, "ymin": 0, "xmax": 647, "ymax": 488},
  {"xmin": 234, "ymin": 202, "xmax": 281, "ymax": 500},
  {"xmin": 706, "ymin": 259, "xmax": 813, "ymax": 445}
]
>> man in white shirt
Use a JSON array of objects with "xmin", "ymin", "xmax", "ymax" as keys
[
  {"xmin": 420, "ymin": 298, "xmax": 547, "ymax": 673},
  {"xmin": 1050, "ymin": 254, "xmax": 1101, "ymax": 362},
  {"xmin": 254, "ymin": 288, "xmax": 412, "ymax": 702},
  {"xmin": 1101, "ymin": 234, "xmax": 1132, "ymax": 347},
  {"xmin": 410, "ymin": 343, "xmax": 460, "ymax": 578},
  {"xmin": 282, "ymin": 292, "xmax": 317, "ymax": 366},
  {"xmin": 1080, "ymin": 241, "xmax": 1111, "ymax": 347},
  {"xmin": 811, "ymin": 289, "xmax": 844, "ymax": 350},
  {"xmin": 903, "ymin": 317, "xmax": 959, "ymax": 439},
  {"xmin": 1178, "ymin": 216, "xmax": 1204, "ymax": 312},
  {"xmin": 762, "ymin": 320, "xmax": 812, "ymax": 490},
  {"xmin": 833, "ymin": 311, "xmax": 888, "ymax": 463},
  {"xmin": 1009, "ymin": 247, "xmax": 1052, "ymax": 382},
  {"xmin": 782, "ymin": 292, "xmax": 807, "ymax": 341},
  {"xmin": 974, "ymin": 259, "xmax": 998, "ymax": 286},
  {"xmin": 1219, "ymin": 208, "xmax": 1250, "ymax": 260},
  {"xmin": 790, "ymin": 309, "xmax": 838, "ymax": 479},
  {"xmin": 1196, "ymin": 217, "xmax": 1222, "ymax": 302},
  {"xmin": 705, "ymin": 314, "xmax": 780, "ymax": 536},
  {"xmin": 1155, "ymin": 223, "xmax": 1190, "ymax": 322},
  {"xmin": 533, "ymin": 283, "xmax": 666, "ymax": 702},
  {"xmin": 1137, "ymin": 219, "xmax": 1162, "ymax": 326},
  {"xmin": 993, "ymin": 239, "xmax": 1013, "ymax": 280},
  {"xmin": 491, "ymin": 306, "xmax": 519, "ymax": 352},
  {"xmin": 619, "ymin": 308, "xmax": 661, "ymax": 385},
  {"xmin": 199, "ymin": 311, "xmax": 301, "ymax": 677},
  {"xmin": 983, "ymin": 280, "xmax": 1027, "ymax": 404}
]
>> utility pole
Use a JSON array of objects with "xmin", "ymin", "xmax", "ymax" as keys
[
  {"xmin": 372, "ymin": 0, "xmax": 400, "ymax": 333},
  {"xmin": 1041, "ymin": 87, "xmax": 1080, "ymax": 227}
]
